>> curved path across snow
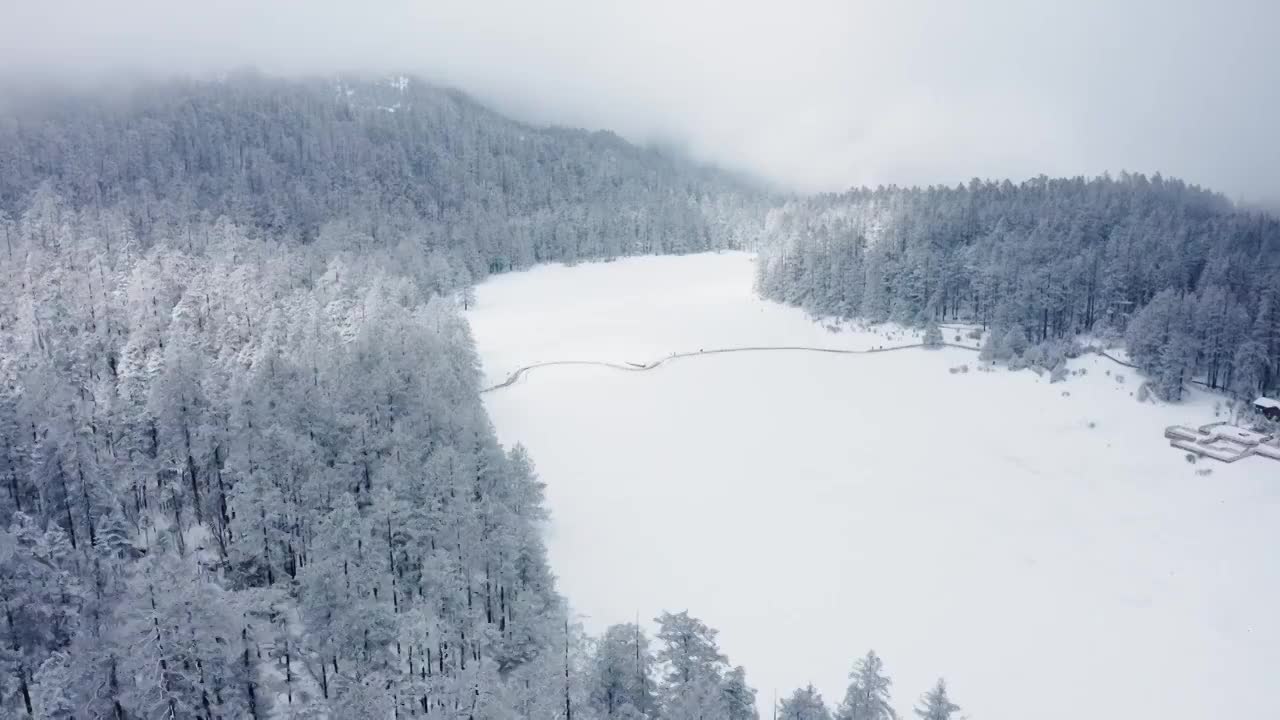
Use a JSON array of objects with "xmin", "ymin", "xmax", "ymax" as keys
[{"xmin": 480, "ymin": 342, "xmax": 982, "ymax": 393}]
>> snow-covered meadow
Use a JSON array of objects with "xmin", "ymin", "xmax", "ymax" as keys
[{"xmin": 468, "ymin": 252, "xmax": 1280, "ymax": 720}]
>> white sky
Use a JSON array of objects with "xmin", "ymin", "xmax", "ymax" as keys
[{"xmin": 4, "ymin": 0, "xmax": 1279, "ymax": 203}]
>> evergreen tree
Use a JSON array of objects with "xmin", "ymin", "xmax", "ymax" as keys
[
  {"xmin": 654, "ymin": 611, "xmax": 733, "ymax": 720},
  {"xmin": 913, "ymin": 679, "xmax": 960, "ymax": 720},
  {"xmin": 588, "ymin": 623, "xmax": 657, "ymax": 717},
  {"xmin": 722, "ymin": 665, "xmax": 760, "ymax": 720},
  {"xmin": 836, "ymin": 650, "xmax": 897, "ymax": 720},
  {"xmin": 779, "ymin": 683, "xmax": 834, "ymax": 720},
  {"xmin": 922, "ymin": 321, "xmax": 944, "ymax": 348}
]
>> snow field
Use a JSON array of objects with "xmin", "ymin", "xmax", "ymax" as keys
[{"xmin": 468, "ymin": 252, "xmax": 1280, "ymax": 720}]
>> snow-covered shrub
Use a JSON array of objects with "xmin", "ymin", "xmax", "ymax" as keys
[
  {"xmin": 1003, "ymin": 327, "xmax": 1029, "ymax": 357},
  {"xmin": 1115, "ymin": 373, "xmax": 1126, "ymax": 384},
  {"xmin": 979, "ymin": 334, "xmax": 999, "ymax": 362},
  {"xmin": 923, "ymin": 321, "xmax": 943, "ymax": 347},
  {"xmin": 1184, "ymin": 452, "xmax": 1197, "ymax": 464},
  {"xmin": 1050, "ymin": 365, "xmax": 1068, "ymax": 383},
  {"xmin": 1023, "ymin": 342, "xmax": 1049, "ymax": 368},
  {"xmin": 1137, "ymin": 382, "xmax": 1152, "ymax": 402},
  {"xmin": 967, "ymin": 328, "xmax": 983, "ymax": 340},
  {"xmin": 1025, "ymin": 338, "xmax": 1080, "ymax": 372}
]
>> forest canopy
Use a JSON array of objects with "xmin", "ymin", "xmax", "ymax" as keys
[{"xmin": 756, "ymin": 175, "xmax": 1280, "ymax": 401}]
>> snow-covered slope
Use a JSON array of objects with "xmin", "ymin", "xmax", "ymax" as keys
[{"xmin": 468, "ymin": 251, "xmax": 1280, "ymax": 720}]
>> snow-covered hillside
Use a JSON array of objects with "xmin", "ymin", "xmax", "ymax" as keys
[{"xmin": 468, "ymin": 252, "xmax": 1280, "ymax": 720}]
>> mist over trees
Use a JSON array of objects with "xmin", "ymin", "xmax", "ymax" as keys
[
  {"xmin": 756, "ymin": 175, "xmax": 1280, "ymax": 401},
  {"xmin": 0, "ymin": 72, "xmax": 763, "ymax": 277}
]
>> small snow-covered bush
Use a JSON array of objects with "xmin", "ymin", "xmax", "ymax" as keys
[
  {"xmin": 1184, "ymin": 453, "xmax": 1198, "ymax": 464},
  {"xmin": 1087, "ymin": 420, "xmax": 1097, "ymax": 429},
  {"xmin": 967, "ymin": 328, "xmax": 983, "ymax": 340},
  {"xmin": 1115, "ymin": 373, "xmax": 1126, "ymax": 384},
  {"xmin": 923, "ymin": 321, "xmax": 944, "ymax": 348},
  {"xmin": 1196, "ymin": 468, "xmax": 1214, "ymax": 477},
  {"xmin": 1050, "ymin": 365, "xmax": 1069, "ymax": 383},
  {"xmin": 1023, "ymin": 342, "xmax": 1047, "ymax": 368},
  {"xmin": 1025, "ymin": 338, "xmax": 1082, "ymax": 372},
  {"xmin": 1003, "ymin": 327, "xmax": 1029, "ymax": 357},
  {"xmin": 1137, "ymin": 382, "xmax": 1152, "ymax": 402}
]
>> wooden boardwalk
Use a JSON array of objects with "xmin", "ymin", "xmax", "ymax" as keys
[{"xmin": 480, "ymin": 342, "xmax": 980, "ymax": 393}]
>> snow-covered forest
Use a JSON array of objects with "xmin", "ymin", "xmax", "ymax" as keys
[
  {"xmin": 0, "ymin": 72, "xmax": 763, "ymax": 276},
  {"xmin": 756, "ymin": 177, "xmax": 1280, "ymax": 401},
  {"xmin": 0, "ymin": 74, "xmax": 782, "ymax": 718},
  {"xmin": 2, "ymin": 70, "xmax": 1276, "ymax": 719}
]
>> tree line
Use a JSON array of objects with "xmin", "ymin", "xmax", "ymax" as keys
[
  {"xmin": 756, "ymin": 174, "xmax": 1280, "ymax": 402},
  {"xmin": 0, "ymin": 202, "xmax": 574, "ymax": 716},
  {"xmin": 0, "ymin": 71, "xmax": 763, "ymax": 279}
]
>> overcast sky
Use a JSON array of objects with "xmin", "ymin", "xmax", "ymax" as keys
[{"xmin": 4, "ymin": 0, "xmax": 1279, "ymax": 203}]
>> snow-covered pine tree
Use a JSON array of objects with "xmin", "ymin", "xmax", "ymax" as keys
[
  {"xmin": 836, "ymin": 650, "xmax": 897, "ymax": 720},
  {"xmin": 913, "ymin": 679, "xmax": 961, "ymax": 720},
  {"xmin": 779, "ymin": 683, "xmax": 834, "ymax": 720},
  {"xmin": 588, "ymin": 622, "xmax": 657, "ymax": 717}
]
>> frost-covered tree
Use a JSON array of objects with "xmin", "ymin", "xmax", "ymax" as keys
[
  {"xmin": 836, "ymin": 650, "xmax": 897, "ymax": 720},
  {"xmin": 779, "ymin": 684, "xmax": 834, "ymax": 720},
  {"xmin": 588, "ymin": 623, "xmax": 657, "ymax": 717},
  {"xmin": 922, "ymin": 321, "xmax": 943, "ymax": 348},
  {"xmin": 0, "ymin": 515, "xmax": 83, "ymax": 718},
  {"xmin": 722, "ymin": 665, "xmax": 760, "ymax": 720},
  {"xmin": 913, "ymin": 679, "xmax": 960, "ymax": 720},
  {"xmin": 1002, "ymin": 327, "xmax": 1029, "ymax": 359},
  {"xmin": 654, "ymin": 611, "xmax": 755, "ymax": 720}
]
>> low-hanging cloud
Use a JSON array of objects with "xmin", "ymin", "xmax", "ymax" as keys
[{"xmin": 4, "ymin": 0, "xmax": 1278, "ymax": 204}]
